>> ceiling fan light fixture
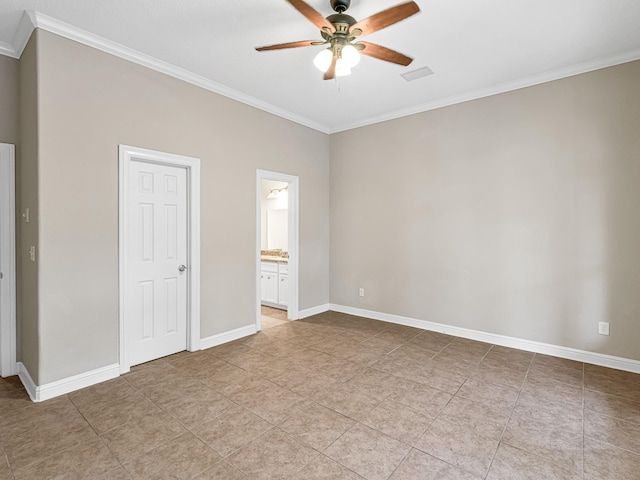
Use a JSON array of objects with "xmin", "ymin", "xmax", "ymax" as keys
[
  {"xmin": 335, "ymin": 59, "xmax": 352, "ymax": 77},
  {"xmin": 340, "ymin": 44, "xmax": 360, "ymax": 68},
  {"xmin": 313, "ymin": 49, "xmax": 333, "ymax": 72}
]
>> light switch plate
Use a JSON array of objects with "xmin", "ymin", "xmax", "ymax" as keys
[{"xmin": 598, "ymin": 321, "xmax": 610, "ymax": 336}]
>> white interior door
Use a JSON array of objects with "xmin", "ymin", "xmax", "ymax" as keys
[
  {"xmin": 0, "ymin": 144, "xmax": 16, "ymax": 377},
  {"xmin": 126, "ymin": 160, "xmax": 188, "ymax": 366}
]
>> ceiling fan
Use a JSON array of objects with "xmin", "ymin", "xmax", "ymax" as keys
[{"xmin": 255, "ymin": 0, "xmax": 420, "ymax": 80}]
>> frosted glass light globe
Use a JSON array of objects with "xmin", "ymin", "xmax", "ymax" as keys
[
  {"xmin": 341, "ymin": 45, "xmax": 361, "ymax": 68},
  {"xmin": 335, "ymin": 59, "xmax": 352, "ymax": 77},
  {"xmin": 313, "ymin": 49, "xmax": 333, "ymax": 72}
]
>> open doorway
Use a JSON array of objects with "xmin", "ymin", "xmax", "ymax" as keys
[{"xmin": 256, "ymin": 170, "xmax": 299, "ymax": 331}]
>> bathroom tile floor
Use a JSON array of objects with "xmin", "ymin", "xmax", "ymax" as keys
[{"xmin": 1, "ymin": 311, "xmax": 639, "ymax": 479}]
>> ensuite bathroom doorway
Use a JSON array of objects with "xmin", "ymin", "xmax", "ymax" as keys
[{"xmin": 255, "ymin": 170, "xmax": 299, "ymax": 331}]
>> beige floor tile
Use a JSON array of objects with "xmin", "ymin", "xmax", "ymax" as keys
[
  {"xmin": 483, "ymin": 346, "xmax": 534, "ymax": 367},
  {"xmin": 251, "ymin": 339, "xmax": 309, "ymax": 359},
  {"xmin": 123, "ymin": 432, "xmax": 221, "ymax": 480},
  {"xmin": 82, "ymin": 391, "xmax": 164, "ymax": 435},
  {"xmin": 469, "ymin": 361, "xmax": 528, "ymax": 390},
  {"xmin": 527, "ymin": 363, "xmax": 583, "ymax": 388},
  {"xmin": 315, "ymin": 382, "xmax": 384, "ymax": 421},
  {"xmin": 68, "ymin": 377, "xmax": 137, "ymax": 413},
  {"xmin": 310, "ymin": 356, "xmax": 365, "ymax": 382},
  {"xmin": 194, "ymin": 461, "xmax": 248, "ymax": 479},
  {"xmin": 123, "ymin": 363, "xmax": 183, "ymax": 390},
  {"xmin": 486, "ymin": 443, "xmax": 581, "ymax": 480},
  {"xmin": 190, "ymin": 405, "xmax": 272, "ymax": 457},
  {"xmin": 415, "ymin": 418, "xmax": 499, "ymax": 478},
  {"xmin": 95, "ymin": 466, "xmax": 133, "ymax": 480},
  {"xmin": 393, "ymin": 361, "xmax": 467, "ymax": 395},
  {"xmin": 584, "ymin": 410, "xmax": 640, "ymax": 454},
  {"xmin": 291, "ymin": 454, "xmax": 363, "ymax": 479},
  {"xmin": 521, "ymin": 373, "xmax": 583, "ymax": 408},
  {"xmin": 0, "ymin": 396, "xmax": 83, "ymax": 438},
  {"xmin": 346, "ymin": 368, "xmax": 406, "ymax": 401},
  {"xmin": 12, "ymin": 436, "xmax": 119, "ymax": 480},
  {"xmin": 584, "ymin": 364, "xmax": 640, "ymax": 384},
  {"xmin": 457, "ymin": 378, "xmax": 519, "ymax": 409},
  {"xmin": 428, "ymin": 351, "xmax": 480, "ymax": 377},
  {"xmin": 193, "ymin": 360, "xmax": 253, "ymax": 390},
  {"xmin": 272, "ymin": 368, "xmax": 340, "ymax": 398},
  {"xmin": 389, "ymin": 448, "xmax": 480, "ymax": 480},
  {"xmin": 161, "ymin": 385, "xmax": 234, "ymax": 428},
  {"xmin": 438, "ymin": 395, "xmax": 511, "ymax": 440},
  {"xmin": 408, "ymin": 331, "xmax": 453, "ymax": 352},
  {"xmin": 584, "ymin": 436, "xmax": 640, "ymax": 480},
  {"xmin": 227, "ymin": 428, "xmax": 318, "ymax": 480},
  {"xmin": 511, "ymin": 391, "xmax": 583, "ymax": 434},
  {"xmin": 372, "ymin": 325, "xmax": 422, "ymax": 344},
  {"xmin": 361, "ymin": 399, "xmax": 433, "ymax": 445},
  {"xmin": 0, "ymin": 389, "xmax": 32, "ymax": 413},
  {"xmin": 502, "ymin": 415, "xmax": 583, "ymax": 473},
  {"xmin": 531, "ymin": 354, "xmax": 583, "ymax": 372},
  {"xmin": 100, "ymin": 411, "xmax": 186, "ymax": 464},
  {"xmin": 278, "ymin": 400, "xmax": 355, "ymax": 451},
  {"xmin": 388, "ymin": 379, "xmax": 452, "ymax": 418},
  {"xmin": 584, "ymin": 372, "xmax": 640, "ymax": 402},
  {"xmin": 584, "ymin": 389, "xmax": 640, "ymax": 424},
  {"xmin": 6, "ymin": 421, "xmax": 98, "ymax": 471},
  {"xmin": 325, "ymin": 423, "xmax": 411, "ymax": 480},
  {"xmin": 0, "ymin": 452, "xmax": 11, "ymax": 479}
]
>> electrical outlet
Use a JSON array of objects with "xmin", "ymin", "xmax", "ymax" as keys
[
  {"xmin": 598, "ymin": 321, "xmax": 610, "ymax": 336},
  {"xmin": 359, "ymin": 288, "xmax": 365, "ymax": 297}
]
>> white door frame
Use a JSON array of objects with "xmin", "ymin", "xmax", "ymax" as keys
[
  {"xmin": 256, "ymin": 169, "xmax": 299, "ymax": 329},
  {"xmin": 0, "ymin": 144, "xmax": 16, "ymax": 377},
  {"xmin": 119, "ymin": 145, "xmax": 200, "ymax": 373}
]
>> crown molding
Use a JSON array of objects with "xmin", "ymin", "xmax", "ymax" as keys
[
  {"xmin": 26, "ymin": 11, "xmax": 330, "ymax": 134},
  {"xmin": 0, "ymin": 11, "xmax": 35, "ymax": 58},
  {"xmin": 330, "ymin": 48, "xmax": 640, "ymax": 133}
]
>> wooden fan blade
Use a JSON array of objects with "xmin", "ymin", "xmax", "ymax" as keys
[
  {"xmin": 256, "ymin": 40, "xmax": 322, "ymax": 51},
  {"xmin": 350, "ymin": 1, "xmax": 419, "ymax": 37},
  {"xmin": 324, "ymin": 55, "xmax": 337, "ymax": 80},
  {"xmin": 286, "ymin": 0, "xmax": 335, "ymax": 33},
  {"xmin": 357, "ymin": 41, "xmax": 413, "ymax": 66}
]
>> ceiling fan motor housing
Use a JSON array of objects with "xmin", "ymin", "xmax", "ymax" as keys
[{"xmin": 330, "ymin": 0, "xmax": 351, "ymax": 13}]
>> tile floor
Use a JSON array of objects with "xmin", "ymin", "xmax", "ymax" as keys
[
  {"xmin": 1, "ymin": 311, "xmax": 640, "ymax": 479},
  {"xmin": 260, "ymin": 306, "xmax": 288, "ymax": 329}
]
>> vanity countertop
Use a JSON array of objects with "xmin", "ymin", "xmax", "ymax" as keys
[{"xmin": 261, "ymin": 255, "xmax": 288, "ymax": 263}]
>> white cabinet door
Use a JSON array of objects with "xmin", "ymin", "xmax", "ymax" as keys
[
  {"xmin": 279, "ymin": 274, "xmax": 289, "ymax": 307},
  {"xmin": 260, "ymin": 273, "xmax": 267, "ymax": 302},
  {"xmin": 263, "ymin": 272, "xmax": 279, "ymax": 304}
]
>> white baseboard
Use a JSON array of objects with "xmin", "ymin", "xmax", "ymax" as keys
[
  {"xmin": 330, "ymin": 304, "xmax": 640, "ymax": 374},
  {"xmin": 18, "ymin": 362, "xmax": 120, "ymax": 402},
  {"xmin": 200, "ymin": 324, "xmax": 257, "ymax": 351},
  {"xmin": 298, "ymin": 303, "xmax": 330, "ymax": 319}
]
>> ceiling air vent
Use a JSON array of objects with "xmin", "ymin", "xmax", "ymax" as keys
[{"xmin": 401, "ymin": 66, "xmax": 434, "ymax": 82}]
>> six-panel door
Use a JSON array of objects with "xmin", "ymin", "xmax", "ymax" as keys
[{"xmin": 127, "ymin": 161, "xmax": 188, "ymax": 367}]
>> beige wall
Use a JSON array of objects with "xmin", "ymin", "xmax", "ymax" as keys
[
  {"xmin": 0, "ymin": 54, "xmax": 19, "ymax": 145},
  {"xmin": 34, "ymin": 30, "xmax": 330, "ymax": 384},
  {"xmin": 331, "ymin": 60, "xmax": 640, "ymax": 361},
  {"xmin": 17, "ymin": 33, "xmax": 40, "ymax": 382}
]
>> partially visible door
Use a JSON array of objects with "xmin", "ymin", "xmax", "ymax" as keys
[
  {"xmin": 0, "ymin": 144, "xmax": 16, "ymax": 377},
  {"xmin": 279, "ymin": 273, "xmax": 289, "ymax": 307},
  {"xmin": 126, "ymin": 160, "xmax": 187, "ymax": 367}
]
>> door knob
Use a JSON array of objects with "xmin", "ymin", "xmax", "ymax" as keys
[{"xmin": 178, "ymin": 265, "xmax": 187, "ymax": 272}]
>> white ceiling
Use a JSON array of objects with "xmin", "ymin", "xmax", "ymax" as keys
[{"xmin": 1, "ymin": 0, "xmax": 640, "ymax": 133}]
